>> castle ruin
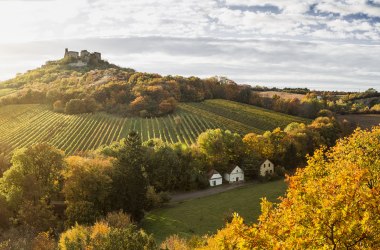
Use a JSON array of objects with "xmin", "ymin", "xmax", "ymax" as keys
[{"xmin": 64, "ymin": 48, "xmax": 102, "ymax": 66}]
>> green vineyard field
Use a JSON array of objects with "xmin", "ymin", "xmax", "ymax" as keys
[
  {"xmin": 0, "ymin": 100, "xmax": 309, "ymax": 156},
  {"xmin": 180, "ymin": 99, "xmax": 309, "ymax": 134}
]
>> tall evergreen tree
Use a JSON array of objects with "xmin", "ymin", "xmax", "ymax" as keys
[{"xmin": 111, "ymin": 131, "xmax": 148, "ymax": 221}]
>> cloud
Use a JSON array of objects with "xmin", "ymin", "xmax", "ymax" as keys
[
  {"xmin": 0, "ymin": 0, "xmax": 379, "ymax": 90},
  {"xmin": 0, "ymin": 37, "xmax": 379, "ymax": 91},
  {"xmin": 0, "ymin": 0, "xmax": 379, "ymax": 42}
]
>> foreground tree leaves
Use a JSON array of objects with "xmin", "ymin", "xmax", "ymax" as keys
[{"xmin": 200, "ymin": 127, "xmax": 380, "ymax": 249}]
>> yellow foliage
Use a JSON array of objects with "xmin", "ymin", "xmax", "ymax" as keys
[
  {"xmin": 200, "ymin": 127, "xmax": 380, "ymax": 249},
  {"xmin": 91, "ymin": 221, "xmax": 111, "ymax": 239}
]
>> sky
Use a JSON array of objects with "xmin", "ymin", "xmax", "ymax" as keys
[{"xmin": 0, "ymin": 0, "xmax": 379, "ymax": 91}]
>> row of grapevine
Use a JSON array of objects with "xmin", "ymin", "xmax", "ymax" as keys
[
  {"xmin": 204, "ymin": 99, "xmax": 309, "ymax": 128},
  {"xmin": 180, "ymin": 100, "xmax": 309, "ymax": 133},
  {"xmin": 0, "ymin": 100, "xmax": 306, "ymax": 157},
  {"xmin": 0, "ymin": 105, "xmax": 221, "ymax": 157},
  {"xmin": 178, "ymin": 103, "xmax": 261, "ymax": 135}
]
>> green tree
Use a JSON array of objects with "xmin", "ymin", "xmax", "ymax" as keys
[
  {"xmin": 0, "ymin": 143, "xmax": 64, "ymax": 210},
  {"xmin": 145, "ymin": 142, "xmax": 180, "ymax": 191},
  {"xmin": 111, "ymin": 131, "xmax": 148, "ymax": 221},
  {"xmin": 0, "ymin": 143, "xmax": 64, "ymax": 232},
  {"xmin": 197, "ymin": 129, "xmax": 244, "ymax": 172}
]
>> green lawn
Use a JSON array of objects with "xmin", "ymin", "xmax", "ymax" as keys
[{"xmin": 141, "ymin": 180, "xmax": 288, "ymax": 242}]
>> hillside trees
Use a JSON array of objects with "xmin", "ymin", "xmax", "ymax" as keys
[
  {"xmin": 197, "ymin": 129, "xmax": 245, "ymax": 173},
  {"xmin": 62, "ymin": 156, "xmax": 114, "ymax": 226},
  {"xmin": 144, "ymin": 140, "xmax": 209, "ymax": 191},
  {"xmin": 197, "ymin": 127, "xmax": 380, "ymax": 249},
  {"xmin": 0, "ymin": 143, "xmax": 64, "ymax": 231}
]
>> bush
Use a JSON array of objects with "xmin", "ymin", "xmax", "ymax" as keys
[
  {"xmin": 59, "ymin": 222, "xmax": 157, "ymax": 250},
  {"xmin": 161, "ymin": 235, "xmax": 190, "ymax": 250},
  {"xmin": 53, "ymin": 100, "xmax": 64, "ymax": 113}
]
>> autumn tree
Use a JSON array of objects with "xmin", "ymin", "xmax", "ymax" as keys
[
  {"xmin": 0, "ymin": 143, "xmax": 64, "ymax": 232},
  {"xmin": 200, "ymin": 127, "xmax": 380, "ymax": 249},
  {"xmin": 62, "ymin": 156, "xmax": 113, "ymax": 226},
  {"xmin": 59, "ymin": 213, "xmax": 156, "ymax": 250}
]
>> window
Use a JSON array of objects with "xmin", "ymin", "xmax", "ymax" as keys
[{"xmin": 270, "ymin": 170, "xmax": 272, "ymax": 174}]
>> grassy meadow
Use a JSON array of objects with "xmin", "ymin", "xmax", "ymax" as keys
[{"xmin": 142, "ymin": 180, "xmax": 288, "ymax": 242}]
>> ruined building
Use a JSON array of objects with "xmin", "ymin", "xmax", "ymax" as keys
[{"xmin": 64, "ymin": 48, "xmax": 102, "ymax": 66}]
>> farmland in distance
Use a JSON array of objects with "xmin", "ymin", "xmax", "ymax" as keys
[{"xmin": 0, "ymin": 100, "xmax": 309, "ymax": 156}]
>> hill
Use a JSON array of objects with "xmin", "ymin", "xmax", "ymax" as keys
[
  {"xmin": 0, "ymin": 100, "xmax": 309, "ymax": 156},
  {"xmin": 0, "ymin": 49, "xmax": 255, "ymax": 118}
]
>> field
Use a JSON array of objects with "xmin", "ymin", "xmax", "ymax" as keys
[
  {"xmin": 180, "ymin": 99, "xmax": 309, "ymax": 134},
  {"xmin": 0, "ymin": 88, "xmax": 17, "ymax": 97},
  {"xmin": 0, "ymin": 100, "xmax": 309, "ymax": 156},
  {"xmin": 141, "ymin": 180, "xmax": 288, "ymax": 242},
  {"xmin": 338, "ymin": 114, "xmax": 380, "ymax": 129},
  {"xmin": 254, "ymin": 91, "xmax": 306, "ymax": 100}
]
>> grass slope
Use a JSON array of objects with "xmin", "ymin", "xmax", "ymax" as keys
[
  {"xmin": 338, "ymin": 114, "xmax": 380, "ymax": 130},
  {"xmin": 0, "ymin": 88, "xmax": 17, "ymax": 97},
  {"xmin": 0, "ymin": 100, "xmax": 309, "ymax": 156},
  {"xmin": 142, "ymin": 180, "xmax": 287, "ymax": 242}
]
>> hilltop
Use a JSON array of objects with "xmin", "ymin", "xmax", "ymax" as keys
[
  {"xmin": 1, "ymin": 49, "xmax": 255, "ymax": 118},
  {"xmin": 1, "ymin": 49, "xmax": 379, "ymax": 121}
]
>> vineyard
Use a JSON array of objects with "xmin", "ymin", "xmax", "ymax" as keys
[
  {"xmin": 179, "ymin": 99, "xmax": 309, "ymax": 133},
  {"xmin": 0, "ymin": 100, "xmax": 309, "ymax": 156}
]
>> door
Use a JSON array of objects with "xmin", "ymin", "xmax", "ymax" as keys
[
  {"xmin": 236, "ymin": 177, "xmax": 239, "ymax": 182},
  {"xmin": 213, "ymin": 180, "xmax": 216, "ymax": 186}
]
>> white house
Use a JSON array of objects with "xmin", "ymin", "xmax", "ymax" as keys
[
  {"xmin": 208, "ymin": 169, "xmax": 223, "ymax": 187},
  {"xmin": 259, "ymin": 159, "xmax": 274, "ymax": 177},
  {"xmin": 224, "ymin": 166, "xmax": 244, "ymax": 183}
]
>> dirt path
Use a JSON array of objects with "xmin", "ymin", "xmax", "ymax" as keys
[{"xmin": 169, "ymin": 182, "xmax": 250, "ymax": 203}]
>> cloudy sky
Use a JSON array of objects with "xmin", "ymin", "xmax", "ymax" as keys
[{"xmin": 0, "ymin": 0, "xmax": 379, "ymax": 91}]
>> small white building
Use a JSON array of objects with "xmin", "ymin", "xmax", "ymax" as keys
[
  {"xmin": 224, "ymin": 166, "xmax": 244, "ymax": 183},
  {"xmin": 259, "ymin": 159, "xmax": 274, "ymax": 177},
  {"xmin": 208, "ymin": 169, "xmax": 223, "ymax": 187}
]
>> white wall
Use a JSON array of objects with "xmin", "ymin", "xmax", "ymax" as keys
[
  {"xmin": 209, "ymin": 177, "xmax": 222, "ymax": 186},
  {"xmin": 224, "ymin": 166, "xmax": 244, "ymax": 183},
  {"xmin": 260, "ymin": 160, "xmax": 274, "ymax": 176},
  {"xmin": 227, "ymin": 172, "xmax": 244, "ymax": 183}
]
